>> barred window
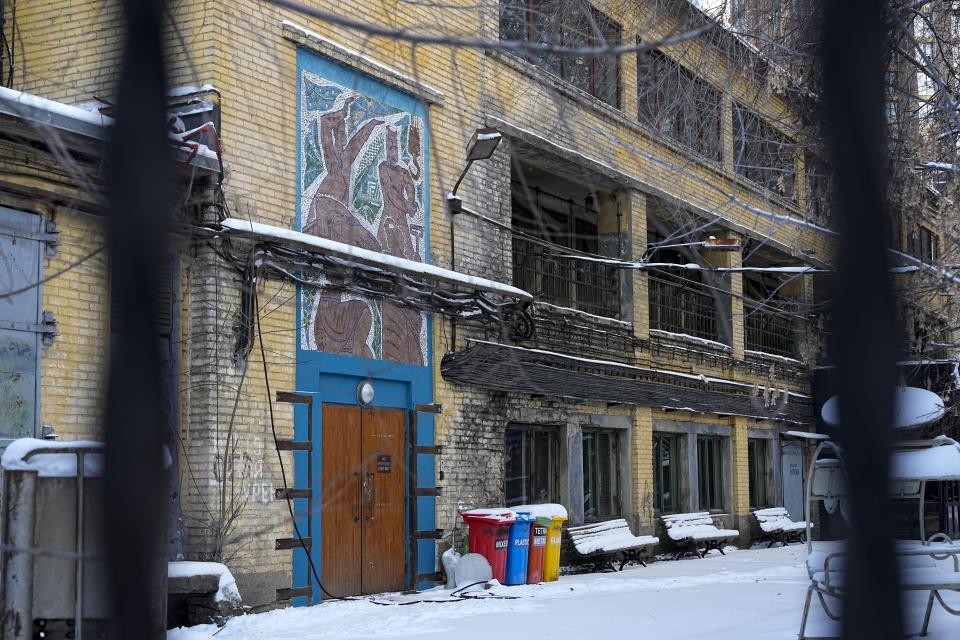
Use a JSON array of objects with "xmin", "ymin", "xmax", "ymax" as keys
[
  {"xmin": 637, "ymin": 48, "xmax": 723, "ymax": 162},
  {"xmin": 733, "ymin": 102, "xmax": 797, "ymax": 200},
  {"xmin": 499, "ymin": 0, "xmax": 621, "ymax": 107}
]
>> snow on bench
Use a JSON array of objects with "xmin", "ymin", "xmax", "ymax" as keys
[
  {"xmin": 753, "ymin": 507, "xmax": 810, "ymax": 547},
  {"xmin": 800, "ymin": 543, "xmax": 960, "ymax": 639},
  {"xmin": 566, "ymin": 519, "xmax": 659, "ymax": 571},
  {"xmin": 661, "ymin": 512, "xmax": 739, "ymax": 559}
]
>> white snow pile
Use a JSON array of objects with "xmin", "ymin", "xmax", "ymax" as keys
[
  {"xmin": 168, "ymin": 561, "xmax": 242, "ymax": 605},
  {"xmin": 821, "ymin": 386, "xmax": 945, "ymax": 429},
  {"xmin": 220, "ymin": 218, "xmax": 532, "ymax": 301},
  {"xmin": 461, "ymin": 508, "xmax": 516, "ymax": 524},
  {"xmin": 509, "ymin": 503, "xmax": 568, "ymax": 520},
  {"xmin": 1, "ymin": 438, "xmax": 105, "ymax": 477},
  {"xmin": 891, "ymin": 438, "xmax": 960, "ymax": 481},
  {"xmin": 573, "ymin": 532, "xmax": 658, "ymax": 555}
]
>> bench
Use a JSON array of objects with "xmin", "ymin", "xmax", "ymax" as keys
[
  {"xmin": 753, "ymin": 507, "xmax": 810, "ymax": 547},
  {"xmin": 661, "ymin": 512, "xmax": 740, "ymax": 560},
  {"xmin": 800, "ymin": 541, "xmax": 960, "ymax": 639},
  {"xmin": 566, "ymin": 519, "xmax": 659, "ymax": 572}
]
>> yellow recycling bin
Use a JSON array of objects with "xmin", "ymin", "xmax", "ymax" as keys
[{"xmin": 542, "ymin": 515, "xmax": 566, "ymax": 582}]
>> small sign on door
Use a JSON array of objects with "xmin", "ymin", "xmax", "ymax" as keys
[{"xmin": 377, "ymin": 454, "xmax": 391, "ymax": 473}]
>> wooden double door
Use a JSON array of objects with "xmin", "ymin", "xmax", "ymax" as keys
[{"xmin": 321, "ymin": 404, "xmax": 406, "ymax": 596}]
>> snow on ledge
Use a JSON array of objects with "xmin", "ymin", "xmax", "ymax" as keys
[
  {"xmin": 1, "ymin": 438, "xmax": 173, "ymax": 477},
  {"xmin": 1, "ymin": 439, "xmax": 105, "ymax": 477},
  {"xmin": 220, "ymin": 218, "xmax": 532, "ymax": 301},
  {"xmin": 744, "ymin": 349, "xmax": 804, "ymax": 366},
  {"xmin": 649, "ymin": 329, "xmax": 731, "ymax": 351},
  {"xmin": 0, "ymin": 85, "xmax": 112, "ymax": 127},
  {"xmin": 783, "ymin": 430, "xmax": 829, "ymax": 441},
  {"xmin": 168, "ymin": 561, "xmax": 242, "ymax": 604}
]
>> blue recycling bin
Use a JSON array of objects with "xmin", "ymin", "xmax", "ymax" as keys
[{"xmin": 504, "ymin": 511, "xmax": 534, "ymax": 585}]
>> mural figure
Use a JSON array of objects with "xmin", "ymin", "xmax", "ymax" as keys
[
  {"xmin": 378, "ymin": 127, "xmax": 426, "ymax": 365},
  {"xmin": 299, "ymin": 72, "xmax": 428, "ymax": 365}
]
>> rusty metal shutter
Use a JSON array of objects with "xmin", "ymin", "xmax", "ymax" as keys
[{"xmin": 0, "ymin": 208, "xmax": 43, "ymax": 445}]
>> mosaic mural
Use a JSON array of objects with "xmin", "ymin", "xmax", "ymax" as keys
[{"xmin": 299, "ymin": 69, "xmax": 428, "ymax": 366}]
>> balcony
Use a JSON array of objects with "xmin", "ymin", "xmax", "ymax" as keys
[
  {"xmin": 512, "ymin": 235, "xmax": 621, "ymax": 319},
  {"xmin": 744, "ymin": 302, "xmax": 800, "ymax": 360},
  {"xmin": 648, "ymin": 271, "xmax": 719, "ymax": 342}
]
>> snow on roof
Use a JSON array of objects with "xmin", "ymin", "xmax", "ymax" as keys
[
  {"xmin": 168, "ymin": 84, "xmax": 219, "ymax": 98},
  {"xmin": 891, "ymin": 438, "xmax": 960, "ymax": 481},
  {"xmin": 467, "ymin": 339, "xmax": 809, "ymax": 399},
  {"xmin": 168, "ymin": 561, "xmax": 242, "ymax": 604},
  {"xmin": 1, "ymin": 438, "xmax": 105, "ymax": 477},
  {"xmin": 220, "ymin": 218, "xmax": 532, "ymax": 301},
  {"xmin": 0, "ymin": 85, "xmax": 112, "ymax": 127},
  {"xmin": 783, "ymin": 430, "xmax": 829, "ymax": 441},
  {"xmin": 509, "ymin": 503, "xmax": 568, "ymax": 520}
]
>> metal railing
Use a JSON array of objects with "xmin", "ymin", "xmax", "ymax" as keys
[
  {"xmin": 744, "ymin": 302, "xmax": 799, "ymax": 359},
  {"xmin": 648, "ymin": 271, "xmax": 718, "ymax": 341},
  {"xmin": 512, "ymin": 235, "xmax": 621, "ymax": 319}
]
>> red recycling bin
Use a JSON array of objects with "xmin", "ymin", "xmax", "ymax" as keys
[
  {"xmin": 526, "ymin": 522, "xmax": 548, "ymax": 583},
  {"xmin": 461, "ymin": 508, "xmax": 516, "ymax": 583}
]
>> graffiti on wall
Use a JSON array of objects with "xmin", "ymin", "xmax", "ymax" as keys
[{"xmin": 298, "ymin": 69, "xmax": 428, "ymax": 366}]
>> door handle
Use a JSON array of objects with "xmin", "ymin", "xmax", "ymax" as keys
[
  {"xmin": 354, "ymin": 472, "xmax": 362, "ymax": 523},
  {"xmin": 365, "ymin": 472, "xmax": 375, "ymax": 521}
]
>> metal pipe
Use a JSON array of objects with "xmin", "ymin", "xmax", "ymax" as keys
[
  {"xmin": 76, "ymin": 451, "xmax": 86, "ymax": 640},
  {"xmin": 1, "ymin": 470, "xmax": 37, "ymax": 640}
]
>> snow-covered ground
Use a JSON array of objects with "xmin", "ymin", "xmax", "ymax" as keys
[{"xmin": 168, "ymin": 545, "xmax": 960, "ymax": 639}]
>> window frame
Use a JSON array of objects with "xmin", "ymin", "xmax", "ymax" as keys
[
  {"xmin": 732, "ymin": 101, "xmax": 797, "ymax": 201},
  {"xmin": 498, "ymin": 0, "xmax": 622, "ymax": 108},
  {"xmin": 697, "ymin": 435, "xmax": 726, "ymax": 513},
  {"xmin": 747, "ymin": 438, "xmax": 773, "ymax": 510},
  {"xmin": 636, "ymin": 46, "xmax": 724, "ymax": 162},
  {"xmin": 504, "ymin": 423, "xmax": 561, "ymax": 507},
  {"xmin": 653, "ymin": 431, "xmax": 682, "ymax": 514},
  {"xmin": 581, "ymin": 427, "xmax": 622, "ymax": 521}
]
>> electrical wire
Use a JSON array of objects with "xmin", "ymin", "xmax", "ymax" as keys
[{"xmin": 255, "ymin": 290, "xmax": 361, "ymax": 602}]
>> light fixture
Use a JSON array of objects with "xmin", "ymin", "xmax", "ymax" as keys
[
  {"xmin": 357, "ymin": 380, "xmax": 375, "ymax": 406},
  {"xmin": 448, "ymin": 127, "xmax": 502, "ymax": 215}
]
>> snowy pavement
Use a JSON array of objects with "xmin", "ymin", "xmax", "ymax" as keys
[{"xmin": 168, "ymin": 545, "xmax": 960, "ymax": 639}]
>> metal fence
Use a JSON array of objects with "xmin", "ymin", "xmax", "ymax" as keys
[
  {"xmin": 512, "ymin": 235, "xmax": 621, "ymax": 318},
  {"xmin": 744, "ymin": 301, "xmax": 799, "ymax": 359},
  {"xmin": 648, "ymin": 271, "xmax": 718, "ymax": 341}
]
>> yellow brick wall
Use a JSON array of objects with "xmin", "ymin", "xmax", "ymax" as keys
[{"xmin": 38, "ymin": 210, "xmax": 109, "ymax": 440}]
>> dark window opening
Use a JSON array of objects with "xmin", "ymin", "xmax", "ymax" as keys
[
  {"xmin": 733, "ymin": 102, "xmax": 796, "ymax": 200},
  {"xmin": 637, "ymin": 47, "xmax": 723, "ymax": 162},
  {"xmin": 748, "ymin": 438, "xmax": 773, "ymax": 509},
  {"xmin": 697, "ymin": 435, "xmax": 725, "ymax": 512},
  {"xmin": 499, "ymin": 0, "xmax": 622, "ymax": 107},
  {"xmin": 583, "ymin": 428, "xmax": 620, "ymax": 520},
  {"xmin": 647, "ymin": 227, "xmax": 721, "ymax": 342},
  {"xmin": 653, "ymin": 432, "xmax": 682, "ymax": 514},
  {"xmin": 908, "ymin": 224, "xmax": 939, "ymax": 264},
  {"xmin": 505, "ymin": 424, "xmax": 560, "ymax": 506},
  {"xmin": 511, "ymin": 163, "xmax": 621, "ymax": 317},
  {"xmin": 743, "ymin": 271, "xmax": 801, "ymax": 359}
]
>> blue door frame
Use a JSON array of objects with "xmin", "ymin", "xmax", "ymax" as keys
[{"xmin": 290, "ymin": 355, "xmax": 436, "ymax": 605}]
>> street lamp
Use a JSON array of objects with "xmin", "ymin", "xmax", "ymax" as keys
[{"xmin": 447, "ymin": 127, "xmax": 502, "ymax": 215}]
